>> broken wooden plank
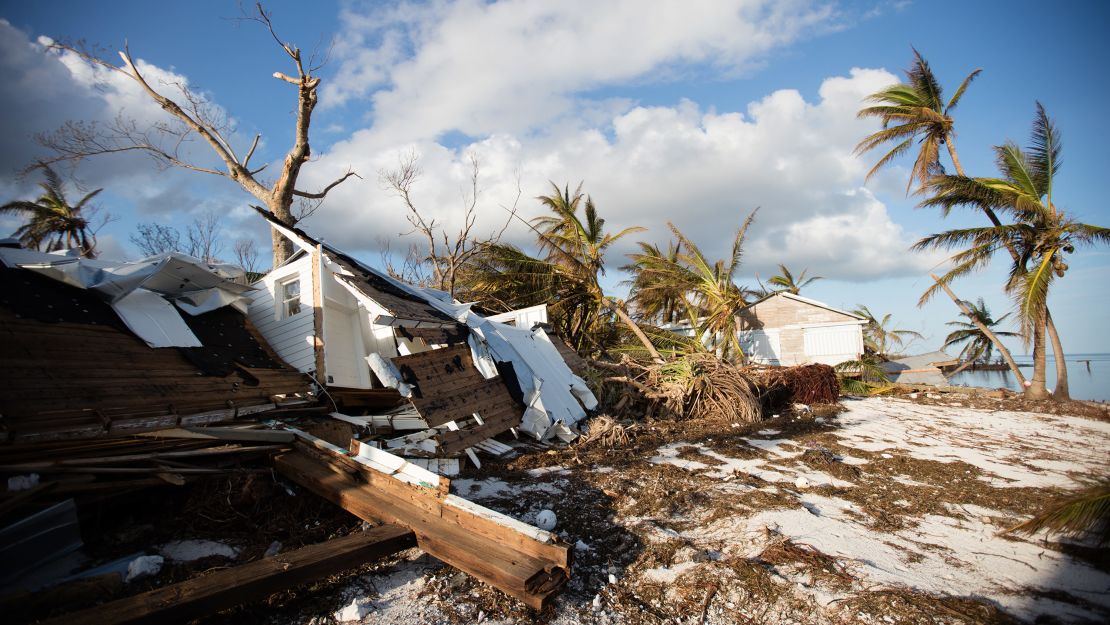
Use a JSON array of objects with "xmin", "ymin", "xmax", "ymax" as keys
[
  {"xmin": 37, "ymin": 525, "xmax": 416, "ymax": 625},
  {"xmin": 135, "ymin": 427, "xmax": 295, "ymax": 443},
  {"xmin": 474, "ymin": 438, "xmax": 514, "ymax": 457},
  {"xmin": 274, "ymin": 451, "xmax": 568, "ymax": 609},
  {"xmin": 405, "ymin": 457, "xmax": 461, "ymax": 476},
  {"xmin": 436, "ymin": 405, "xmax": 520, "ymax": 455},
  {"xmin": 393, "ymin": 325, "xmax": 469, "ymax": 346},
  {"xmin": 0, "ymin": 444, "xmax": 287, "ymax": 471},
  {"xmin": 7, "ymin": 402, "xmax": 280, "ymax": 445}
]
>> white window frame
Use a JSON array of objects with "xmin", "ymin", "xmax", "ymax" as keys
[{"xmin": 278, "ymin": 275, "xmax": 302, "ymax": 320}]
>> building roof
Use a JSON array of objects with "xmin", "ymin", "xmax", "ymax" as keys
[
  {"xmin": 253, "ymin": 207, "xmax": 457, "ymax": 327},
  {"xmin": 744, "ymin": 291, "xmax": 866, "ymax": 321},
  {"xmin": 0, "ymin": 255, "xmax": 310, "ymax": 443}
]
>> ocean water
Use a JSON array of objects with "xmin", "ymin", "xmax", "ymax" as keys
[{"xmin": 946, "ymin": 353, "xmax": 1110, "ymax": 402}]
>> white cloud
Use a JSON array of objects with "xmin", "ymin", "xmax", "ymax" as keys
[
  {"xmin": 0, "ymin": 21, "xmax": 273, "ymax": 255},
  {"xmin": 2, "ymin": 7, "xmax": 936, "ymax": 283},
  {"xmin": 300, "ymin": 66, "xmax": 938, "ymax": 281},
  {"xmin": 325, "ymin": 0, "xmax": 835, "ymax": 142}
]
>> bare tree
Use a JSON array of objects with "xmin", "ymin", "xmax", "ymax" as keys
[
  {"xmin": 130, "ymin": 222, "xmax": 181, "ymax": 256},
  {"xmin": 186, "ymin": 210, "xmax": 224, "ymax": 263},
  {"xmin": 36, "ymin": 2, "xmax": 359, "ymax": 266},
  {"xmin": 375, "ymin": 235, "xmax": 432, "ymax": 286},
  {"xmin": 233, "ymin": 237, "xmax": 261, "ymax": 275},
  {"xmin": 379, "ymin": 150, "xmax": 518, "ymax": 296}
]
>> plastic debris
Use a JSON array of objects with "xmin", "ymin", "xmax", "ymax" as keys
[
  {"xmin": 334, "ymin": 598, "xmax": 370, "ymax": 623},
  {"xmin": 125, "ymin": 555, "xmax": 163, "ymax": 583},
  {"xmin": 7, "ymin": 473, "xmax": 39, "ymax": 491}
]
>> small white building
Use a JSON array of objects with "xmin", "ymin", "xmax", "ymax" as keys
[
  {"xmin": 245, "ymin": 209, "xmax": 595, "ymax": 450},
  {"xmin": 736, "ymin": 292, "xmax": 866, "ymax": 366}
]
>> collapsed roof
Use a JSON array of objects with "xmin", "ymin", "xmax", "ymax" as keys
[{"xmin": 0, "ymin": 247, "xmax": 311, "ymax": 443}]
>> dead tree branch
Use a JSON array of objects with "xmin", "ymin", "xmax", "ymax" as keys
[
  {"xmin": 378, "ymin": 151, "xmax": 519, "ymax": 296},
  {"xmin": 35, "ymin": 3, "xmax": 358, "ymax": 266}
]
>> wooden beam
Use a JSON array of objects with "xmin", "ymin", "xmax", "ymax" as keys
[
  {"xmin": 274, "ymin": 451, "xmax": 568, "ymax": 609},
  {"xmin": 38, "ymin": 525, "xmax": 416, "ymax": 625},
  {"xmin": 135, "ymin": 427, "xmax": 296, "ymax": 443},
  {"xmin": 311, "ymin": 245, "xmax": 327, "ymax": 384}
]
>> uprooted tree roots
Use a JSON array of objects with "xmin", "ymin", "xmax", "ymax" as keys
[
  {"xmin": 594, "ymin": 353, "xmax": 762, "ymax": 423},
  {"xmin": 749, "ymin": 363, "xmax": 840, "ymax": 407},
  {"xmin": 591, "ymin": 355, "xmax": 841, "ymax": 424}
]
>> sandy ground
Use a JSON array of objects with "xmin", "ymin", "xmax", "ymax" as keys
[{"xmin": 264, "ymin": 397, "xmax": 1110, "ymax": 625}]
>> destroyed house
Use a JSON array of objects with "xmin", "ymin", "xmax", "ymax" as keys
[
  {"xmin": 0, "ymin": 246, "xmax": 311, "ymax": 443},
  {"xmin": 246, "ymin": 208, "xmax": 597, "ymax": 466}
]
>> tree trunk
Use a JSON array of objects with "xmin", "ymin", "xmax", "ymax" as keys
[
  {"xmin": 931, "ymin": 274, "xmax": 1026, "ymax": 387},
  {"xmin": 267, "ymin": 197, "xmax": 296, "ymax": 266},
  {"xmin": 1026, "ymin": 307, "xmax": 1050, "ymax": 399},
  {"xmin": 946, "ymin": 137, "xmax": 967, "ymax": 177},
  {"xmin": 1046, "ymin": 311, "xmax": 1070, "ymax": 400},
  {"xmin": 945, "ymin": 358, "xmax": 976, "ymax": 378},
  {"xmin": 607, "ymin": 298, "xmax": 664, "ymax": 363}
]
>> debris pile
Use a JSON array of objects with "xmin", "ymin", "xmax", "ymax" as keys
[
  {"xmin": 592, "ymin": 355, "xmax": 839, "ymax": 426},
  {"xmin": 750, "ymin": 363, "xmax": 840, "ymax": 410}
]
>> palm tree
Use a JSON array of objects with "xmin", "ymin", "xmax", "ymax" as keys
[
  {"xmin": 855, "ymin": 48, "xmax": 980, "ymax": 192},
  {"xmin": 859, "ymin": 50, "xmax": 1072, "ymax": 398},
  {"xmin": 943, "ymin": 298, "xmax": 1019, "ymax": 375},
  {"xmin": 767, "ymin": 264, "xmax": 822, "ymax": 295},
  {"xmin": 1, "ymin": 164, "xmax": 102, "ymax": 257},
  {"xmin": 628, "ymin": 211, "xmax": 758, "ymax": 362},
  {"xmin": 622, "ymin": 239, "xmax": 685, "ymax": 325},
  {"xmin": 915, "ymin": 104, "xmax": 1110, "ymax": 399},
  {"xmin": 851, "ymin": 305, "xmax": 923, "ymax": 359},
  {"xmin": 462, "ymin": 182, "xmax": 659, "ymax": 360}
]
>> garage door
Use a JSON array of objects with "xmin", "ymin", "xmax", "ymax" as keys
[
  {"xmin": 739, "ymin": 330, "xmax": 781, "ymax": 365},
  {"xmin": 803, "ymin": 325, "xmax": 862, "ymax": 365}
]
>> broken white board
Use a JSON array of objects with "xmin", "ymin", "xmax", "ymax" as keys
[{"xmin": 111, "ymin": 289, "xmax": 202, "ymax": 348}]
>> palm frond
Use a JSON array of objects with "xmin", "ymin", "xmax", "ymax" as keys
[
  {"xmin": 1006, "ymin": 483, "xmax": 1110, "ymax": 545},
  {"xmin": 1028, "ymin": 102, "xmax": 1062, "ymax": 203},
  {"xmin": 944, "ymin": 68, "xmax": 981, "ymax": 113}
]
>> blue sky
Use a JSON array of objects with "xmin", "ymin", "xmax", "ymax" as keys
[{"xmin": 1, "ymin": 0, "xmax": 1107, "ymax": 355}]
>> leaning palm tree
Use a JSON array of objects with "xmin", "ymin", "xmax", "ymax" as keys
[
  {"xmin": 1, "ymin": 164, "xmax": 102, "ymax": 257},
  {"xmin": 630, "ymin": 211, "xmax": 759, "ymax": 362},
  {"xmin": 943, "ymin": 298, "xmax": 1019, "ymax": 375},
  {"xmin": 851, "ymin": 305, "xmax": 923, "ymax": 359},
  {"xmin": 856, "ymin": 48, "xmax": 980, "ymax": 192},
  {"xmin": 916, "ymin": 104, "xmax": 1110, "ymax": 399},
  {"xmin": 767, "ymin": 264, "xmax": 822, "ymax": 295}
]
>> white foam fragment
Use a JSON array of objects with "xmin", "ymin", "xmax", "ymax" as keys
[
  {"xmin": 335, "ymin": 598, "xmax": 370, "ymax": 622},
  {"xmin": 158, "ymin": 539, "xmax": 239, "ymax": 562},
  {"xmin": 124, "ymin": 555, "xmax": 163, "ymax": 583}
]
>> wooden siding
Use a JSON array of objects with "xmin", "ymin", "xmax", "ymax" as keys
[
  {"xmin": 739, "ymin": 294, "xmax": 858, "ymax": 330},
  {"xmin": 249, "ymin": 256, "xmax": 316, "ymax": 374}
]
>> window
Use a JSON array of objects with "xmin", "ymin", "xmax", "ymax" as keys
[{"xmin": 280, "ymin": 277, "xmax": 301, "ymax": 319}]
